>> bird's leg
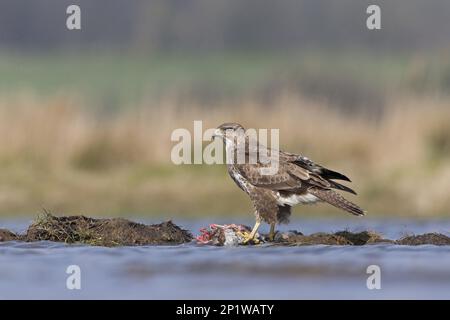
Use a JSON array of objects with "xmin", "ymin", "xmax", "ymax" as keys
[
  {"xmin": 268, "ymin": 223, "xmax": 276, "ymax": 241},
  {"xmin": 242, "ymin": 217, "xmax": 261, "ymax": 244}
]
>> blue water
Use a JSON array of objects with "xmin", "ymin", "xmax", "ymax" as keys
[{"xmin": 0, "ymin": 218, "xmax": 449, "ymax": 299}]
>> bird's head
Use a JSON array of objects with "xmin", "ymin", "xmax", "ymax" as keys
[{"xmin": 213, "ymin": 123, "xmax": 246, "ymax": 142}]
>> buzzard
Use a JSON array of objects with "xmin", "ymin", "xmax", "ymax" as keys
[{"xmin": 213, "ymin": 123, "xmax": 365, "ymax": 243}]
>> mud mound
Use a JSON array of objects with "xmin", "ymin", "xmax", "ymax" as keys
[
  {"xmin": 24, "ymin": 213, "xmax": 192, "ymax": 246},
  {"xmin": 0, "ymin": 229, "xmax": 18, "ymax": 242},
  {"xmin": 396, "ymin": 233, "xmax": 450, "ymax": 246},
  {"xmin": 271, "ymin": 230, "xmax": 449, "ymax": 246},
  {"xmin": 1, "ymin": 217, "xmax": 449, "ymax": 247},
  {"xmin": 193, "ymin": 225, "xmax": 448, "ymax": 246},
  {"xmin": 334, "ymin": 231, "xmax": 392, "ymax": 245},
  {"xmin": 274, "ymin": 230, "xmax": 390, "ymax": 246}
]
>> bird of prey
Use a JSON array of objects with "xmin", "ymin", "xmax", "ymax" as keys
[{"xmin": 213, "ymin": 122, "xmax": 365, "ymax": 243}]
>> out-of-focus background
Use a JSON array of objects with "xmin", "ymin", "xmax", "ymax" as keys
[{"xmin": 0, "ymin": 0, "xmax": 449, "ymax": 218}]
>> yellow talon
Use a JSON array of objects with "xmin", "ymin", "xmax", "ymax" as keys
[
  {"xmin": 241, "ymin": 233, "xmax": 260, "ymax": 245},
  {"xmin": 268, "ymin": 223, "xmax": 276, "ymax": 242},
  {"xmin": 241, "ymin": 219, "xmax": 261, "ymax": 244}
]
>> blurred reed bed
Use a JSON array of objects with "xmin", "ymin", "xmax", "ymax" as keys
[{"xmin": 0, "ymin": 93, "xmax": 449, "ymax": 217}]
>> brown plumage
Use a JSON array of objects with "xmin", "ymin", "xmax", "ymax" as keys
[
  {"xmin": 213, "ymin": 122, "xmax": 365, "ymax": 241},
  {"xmin": 309, "ymin": 188, "xmax": 364, "ymax": 216}
]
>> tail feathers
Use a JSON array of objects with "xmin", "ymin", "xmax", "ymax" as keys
[
  {"xmin": 319, "ymin": 168, "xmax": 351, "ymax": 182},
  {"xmin": 329, "ymin": 180, "xmax": 357, "ymax": 195},
  {"xmin": 310, "ymin": 188, "xmax": 365, "ymax": 216}
]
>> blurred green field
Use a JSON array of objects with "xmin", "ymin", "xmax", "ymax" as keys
[
  {"xmin": 0, "ymin": 50, "xmax": 434, "ymax": 105},
  {"xmin": 0, "ymin": 50, "xmax": 450, "ymax": 218}
]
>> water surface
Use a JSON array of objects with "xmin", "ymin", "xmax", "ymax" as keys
[{"xmin": 1, "ymin": 218, "xmax": 449, "ymax": 299}]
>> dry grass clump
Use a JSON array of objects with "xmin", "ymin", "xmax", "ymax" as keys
[
  {"xmin": 27, "ymin": 211, "xmax": 102, "ymax": 244},
  {"xmin": 25, "ymin": 211, "xmax": 192, "ymax": 246}
]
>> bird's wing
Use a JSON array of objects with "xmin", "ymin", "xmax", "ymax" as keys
[
  {"xmin": 234, "ymin": 145, "xmax": 308, "ymax": 190},
  {"xmin": 280, "ymin": 151, "xmax": 351, "ymax": 181},
  {"xmin": 280, "ymin": 151, "xmax": 357, "ymax": 194},
  {"xmin": 237, "ymin": 149, "xmax": 356, "ymax": 194},
  {"xmin": 236, "ymin": 162, "xmax": 302, "ymax": 190}
]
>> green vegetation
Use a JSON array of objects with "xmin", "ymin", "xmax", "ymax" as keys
[
  {"xmin": 0, "ymin": 50, "xmax": 444, "ymax": 107},
  {"xmin": 0, "ymin": 51, "xmax": 449, "ymax": 218}
]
